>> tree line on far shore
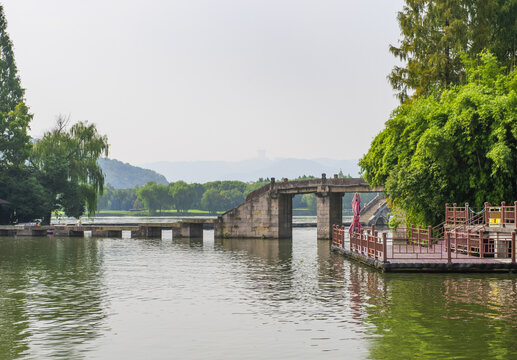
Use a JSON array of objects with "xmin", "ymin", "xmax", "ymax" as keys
[{"xmin": 97, "ymin": 174, "xmax": 379, "ymax": 215}]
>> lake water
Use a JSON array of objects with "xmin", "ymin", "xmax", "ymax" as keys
[{"xmin": 1, "ymin": 228, "xmax": 517, "ymax": 359}]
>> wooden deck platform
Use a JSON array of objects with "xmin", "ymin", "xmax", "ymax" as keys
[
  {"xmin": 331, "ymin": 223, "xmax": 517, "ymax": 273},
  {"xmin": 332, "ymin": 245, "xmax": 517, "ymax": 273}
]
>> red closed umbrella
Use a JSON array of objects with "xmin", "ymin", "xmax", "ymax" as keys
[{"xmin": 348, "ymin": 192, "xmax": 363, "ymax": 234}]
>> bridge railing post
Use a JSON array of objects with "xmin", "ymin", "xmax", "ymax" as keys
[
  {"xmin": 512, "ymin": 231, "xmax": 516, "ymax": 264},
  {"xmin": 366, "ymin": 230, "xmax": 370, "ymax": 257},
  {"xmin": 502, "ymin": 201, "xmax": 506, "ymax": 228},
  {"xmin": 446, "ymin": 232, "xmax": 451, "ymax": 264},
  {"xmin": 382, "ymin": 232, "xmax": 387, "ymax": 262},
  {"xmin": 514, "ymin": 201, "xmax": 517, "ymax": 227},
  {"xmin": 479, "ymin": 230, "xmax": 484, "ymax": 258}
]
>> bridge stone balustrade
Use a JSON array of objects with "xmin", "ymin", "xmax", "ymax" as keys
[{"xmin": 215, "ymin": 175, "xmax": 383, "ymax": 239}]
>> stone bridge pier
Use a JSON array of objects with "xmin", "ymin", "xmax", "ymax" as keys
[
  {"xmin": 316, "ymin": 191, "xmax": 343, "ymax": 240},
  {"xmin": 215, "ymin": 175, "xmax": 383, "ymax": 240}
]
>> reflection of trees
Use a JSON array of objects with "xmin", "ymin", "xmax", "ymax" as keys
[
  {"xmin": 325, "ymin": 257, "xmax": 517, "ymax": 359},
  {"xmin": 364, "ymin": 274, "xmax": 517, "ymax": 359},
  {"xmin": 0, "ymin": 237, "xmax": 107, "ymax": 359}
]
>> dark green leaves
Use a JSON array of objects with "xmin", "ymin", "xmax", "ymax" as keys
[{"xmin": 361, "ymin": 52, "xmax": 517, "ymax": 225}]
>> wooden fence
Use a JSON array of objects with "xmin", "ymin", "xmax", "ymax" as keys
[
  {"xmin": 446, "ymin": 202, "xmax": 517, "ymax": 228},
  {"xmin": 332, "ymin": 225, "xmax": 516, "ymax": 264}
]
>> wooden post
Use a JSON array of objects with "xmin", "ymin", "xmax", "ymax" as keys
[
  {"xmin": 366, "ymin": 230, "xmax": 370, "ymax": 257},
  {"xmin": 484, "ymin": 202, "xmax": 489, "ymax": 226},
  {"xmin": 453, "ymin": 203, "xmax": 457, "ymax": 226},
  {"xmin": 445, "ymin": 203, "xmax": 449, "ymax": 224},
  {"xmin": 512, "ymin": 232, "xmax": 516, "ymax": 264},
  {"xmin": 467, "ymin": 229, "xmax": 471, "ymax": 256},
  {"xmin": 372, "ymin": 224, "xmax": 376, "ymax": 254},
  {"xmin": 514, "ymin": 201, "xmax": 517, "ymax": 227},
  {"xmin": 428, "ymin": 226, "xmax": 432, "ymax": 247},
  {"xmin": 446, "ymin": 232, "xmax": 451, "ymax": 264},
  {"xmin": 465, "ymin": 203, "xmax": 469, "ymax": 223},
  {"xmin": 454, "ymin": 230, "xmax": 458, "ymax": 257},
  {"xmin": 502, "ymin": 201, "xmax": 506, "ymax": 228},
  {"xmin": 479, "ymin": 230, "xmax": 484, "ymax": 258},
  {"xmin": 382, "ymin": 232, "xmax": 387, "ymax": 262},
  {"xmin": 417, "ymin": 225, "xmax": 421, "ymax": 247}
]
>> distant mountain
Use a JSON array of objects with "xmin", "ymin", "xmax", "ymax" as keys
[
  {"xmin": 98, "ymin": 158, "xmax": 169, "ymax": 189},
  {"xmin": 141, "ymin": 158, "xmax": 360, "ymax": 183}
]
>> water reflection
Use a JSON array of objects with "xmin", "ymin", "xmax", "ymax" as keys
[
  {"xmin": 361, "ymin": 272, "xmax": 517, "ymax": 359},
  {"xmin": 0, "ymin": 237, "xmax": 107, "ymax": 359},
  {"xmin": 2, "ymin": 230, "xmax": 517, "ymax": 359}
]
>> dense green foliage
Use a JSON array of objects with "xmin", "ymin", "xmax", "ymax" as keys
[
  {"xmin": 136, "ymin": 181, "xmax": 171, "ymax": 214},
  {"xmin": 98, "ymin": 158, "xmax": 168, "ymax": 189},
  {"xmin": 361, "ymin": 52, "xmax": 517, "ymax": 225},
  {"xmin": 389, "ymin": 0, "xmax": 517, "ymax": 102},
  {"xmin": 0, "ymin": 7, "xmax": 30, "ymax": 168},
  {"xmin": 31, "ymin": 118, "xmax": 109, "ymax": 223},
  {"xmin": 0, "ymin": 5, "xmax": 39, "ymax": 224},
  {"xmin": 0, "ymin": 6, "xmax": 110, "ymax": 224}
]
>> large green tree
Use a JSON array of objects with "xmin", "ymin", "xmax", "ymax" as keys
[
  {"xmin": 136, "ymin": 181, "xmax": 171, "ymax": 215},
  {"xmin": 360, "ymin": 52, "xmax": 517, "ymax": 225},
  {"xmin": 0, "ymin": 5, "xmax": 37, "ymax": 224},
  {"xmin": 31, "ymin": 118, "xmax": 109, "ymax": 223},
  {"xmin": 0, "ymin": 5, "xmax": 32, "ymax": 167},
  {"xmin": 169, "ymin": 181, "xmax": 196, "ymax": 212},
  {"xmin": 390, "ymin": 0, "xmax": 517, "ymax": 102}
]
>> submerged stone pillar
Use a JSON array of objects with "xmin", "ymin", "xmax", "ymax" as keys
[
  {"xmin": 316, "ymin": 191, "xmax": 342, "ymax": 239},
  {"xmin": 278, "ymin": 193, "xmax": 293, "ymax": 239}
]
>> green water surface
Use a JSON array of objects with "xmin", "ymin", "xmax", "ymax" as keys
[{"xmin": 1, "ymin": 228, "xmax": 516, "ymax": 359}]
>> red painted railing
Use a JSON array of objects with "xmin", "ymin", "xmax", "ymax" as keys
[
  {"xmin": 332, "ymin": 225, "xmax": 346, "ymax": 248},
  {"xmin": 446, "ymin": 201, "xmax": 517, "ymax": 228},
  {"xmin": 333, "ymin": 224, "xmax": 387, "ymax": 262},
  {"xmin": 332, "ymin": 225, "xmax": 517, "ymax": 263},
  {"xmin": 407, "ymin": 225, "xmax": 433, "ymax": 246},
  {"xmin": 350, "ymin": 226, "xmax": 387, "ymax": 262}
]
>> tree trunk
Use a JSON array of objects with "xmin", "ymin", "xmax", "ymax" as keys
[{"xmin": 42, "ymin": 211, "xmax": 52, "ymax": 225}]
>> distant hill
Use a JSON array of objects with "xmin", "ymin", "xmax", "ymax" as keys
[
  {"xmin": 98, "ymin": 158, "xmax": 169, "ymax": 189},
  {"xmin": 141, "ymin": 157, "xmax": 360, "ymax": 183}
]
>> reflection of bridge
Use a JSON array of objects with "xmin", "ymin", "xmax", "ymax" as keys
[{"xmin": 215, "ymin": 175, "xmax": 384, "ymax": 239}]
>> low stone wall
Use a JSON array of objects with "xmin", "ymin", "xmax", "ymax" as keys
[{"xmin": 215, "ymin": 191, "xmax": 290, "ymax": 238}]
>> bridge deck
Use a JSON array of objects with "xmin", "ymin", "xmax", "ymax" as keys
[{"xmin": 0, "ymin": 220, "xmax": 212, "ymax": 238}]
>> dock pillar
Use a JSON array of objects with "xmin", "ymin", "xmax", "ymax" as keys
[{"xmin": 180, "ymin": 223, "xmax": 203, "ymax": 238}]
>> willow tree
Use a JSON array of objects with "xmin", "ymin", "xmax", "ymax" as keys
[{"xmin": 32, "ymin": 117, "xmax": 109, "ymax": 223}]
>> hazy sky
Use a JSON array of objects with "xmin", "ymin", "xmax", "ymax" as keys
[{"xmin": 3, "ymin": 0, "xmax": 404, "ymax": 165}]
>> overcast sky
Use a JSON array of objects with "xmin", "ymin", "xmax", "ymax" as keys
[{"xmin": 2, "ymin": 0, "xmax": 404, "ymax": 165}]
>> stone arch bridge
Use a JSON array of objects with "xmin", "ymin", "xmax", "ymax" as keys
[{"xmin": 215, "ymin": 175, "xmax": 385, "ymax": 239}]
